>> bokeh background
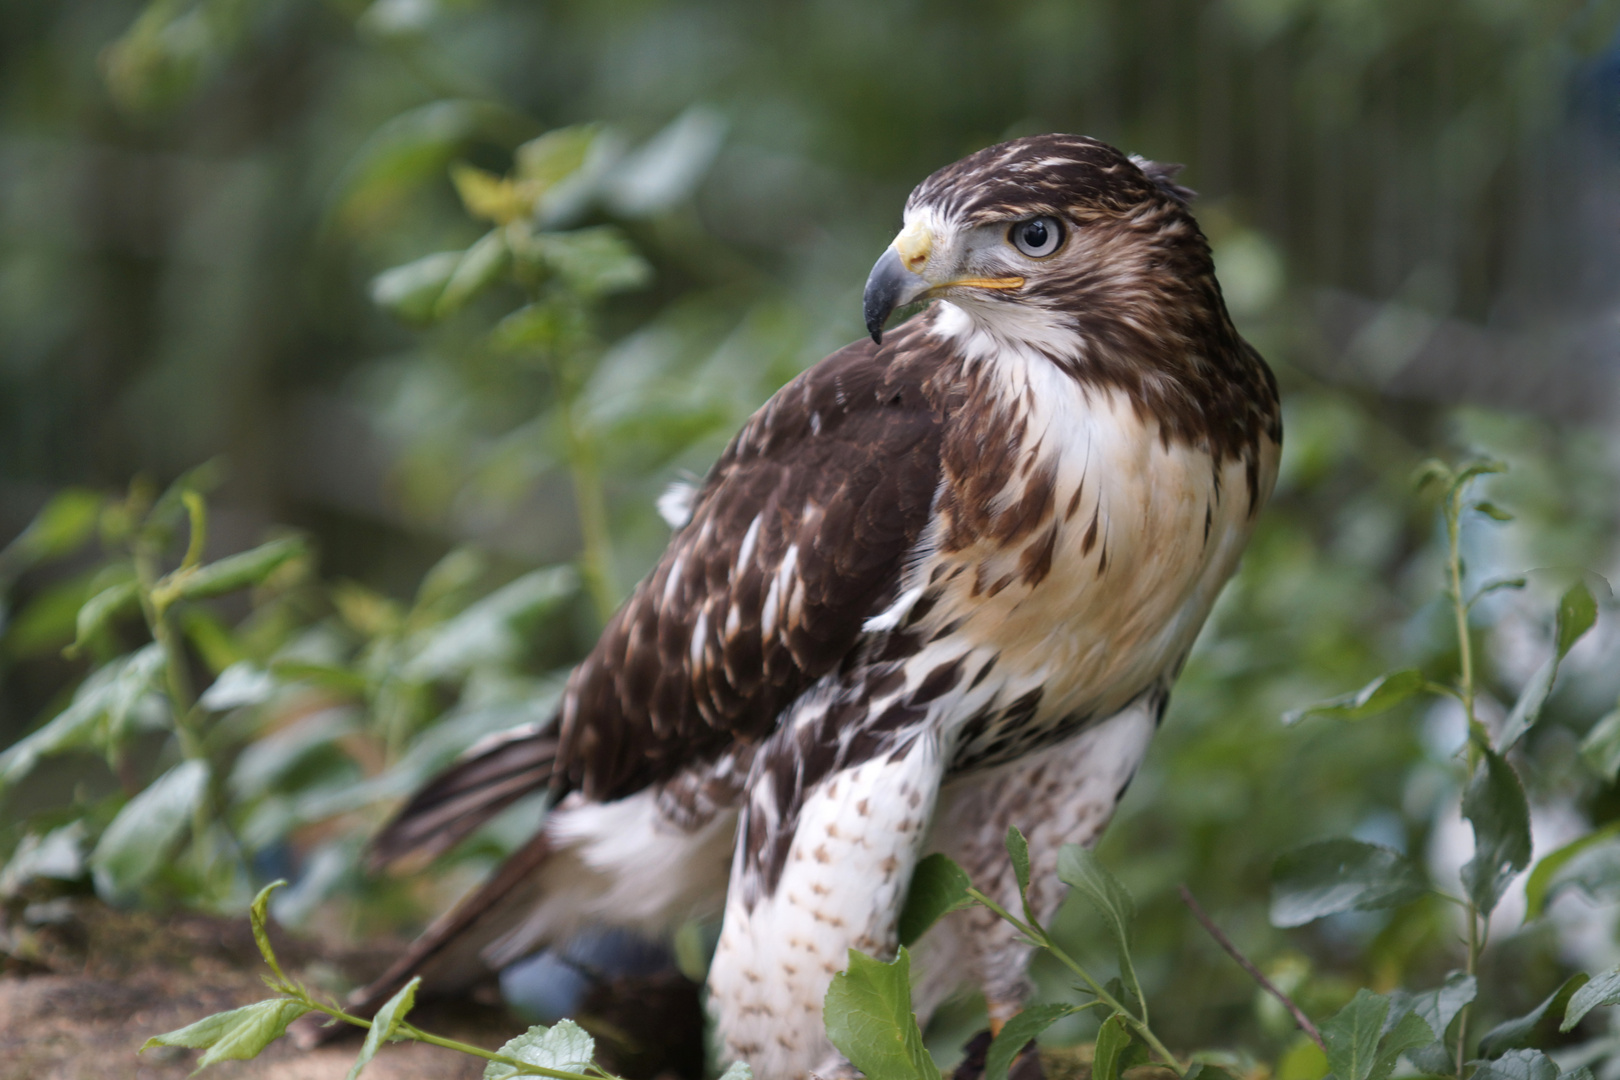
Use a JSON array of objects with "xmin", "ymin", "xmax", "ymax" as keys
[{"xmin": 3, "ymin": 0, "xmax": 1620, "ymax": 1073}]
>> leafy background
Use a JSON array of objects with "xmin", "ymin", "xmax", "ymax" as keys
[{"xmin": 2, "ymin": 0, "xmax": 1620, "ymax": 1075}]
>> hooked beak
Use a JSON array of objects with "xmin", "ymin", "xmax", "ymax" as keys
[
  {"xmin": 863, "ymin": 221, "xmax": 1026, "ymax": 344},
  {"xmin": 863, "ymin": 245, "xmax": 931, "ymax": 344}
]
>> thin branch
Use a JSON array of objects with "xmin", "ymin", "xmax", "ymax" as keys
[{"xmin": 1177, "ymin": 885, "xmax": 1325, "ymax": 1052}]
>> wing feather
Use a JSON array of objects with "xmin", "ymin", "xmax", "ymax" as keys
[{"xmin": 556, "ymin": 317, "xmax": 959, "ymax": 799}]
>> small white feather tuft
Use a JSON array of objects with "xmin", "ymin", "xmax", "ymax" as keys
[{"xmin": 657, "ymin": 480, "xmax": 698, "ymax": 529}]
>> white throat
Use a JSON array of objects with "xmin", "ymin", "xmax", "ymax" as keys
[{"xmin": 927, "ymin": 299, "xmax": 1084, "ymax": 367}]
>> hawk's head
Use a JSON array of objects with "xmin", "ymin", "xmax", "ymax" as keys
[{"xmin": 864, "ymin": 134, "xmax": 1208, "ymax": 350}]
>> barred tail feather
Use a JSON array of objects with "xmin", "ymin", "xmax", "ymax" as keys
[{"xmin": 367, "ymin": 725, "xmax": 560, "ymax": 872}]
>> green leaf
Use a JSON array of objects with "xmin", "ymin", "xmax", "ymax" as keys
[
  {"xmin": 1006, "ymin": 826, "xmax": 1032, "ymax": 901},
  {"xmin": 1055, "ymin": 845, "xmax": 1141, "ymax": 1009},
  {"xmin": 403, "ymin": 566, "xmax": 577, "ymax": 681},
  {"xmin": 0, "ymin": 488, "xmax": 103, "ymax": 575},
  {"xmin": 90, "ymin": 759, "xmax": 210, "ymax": 896},
  {"xmin": 1269, "ymin": 839, "xmax": 1428, "ymax": 927},
  {"xmin": 1499, "ymin": 581, "xmax": 1598, "ymax": 749},
  {"xmin": 1091, "ymin": 1013, "xmax": 1135, "ymax": 1080},
  {"xmin": 1472, "ymin": 501, "xmax": 1515, "ymax": 521},
  {"xmin": 1478, "ymin": 974, "xmax": 1589, "ymax": 1055},
  {"xmin": 1562, "ymin": 966, "xmax": 1620, "ymax": 1032},
  {"xmin": 1524, "ymin": 824, "xmax": 1620, "ymax": 918},
  {"xmin": 514, "ymin": 125, "xmax": 598, "ymax": 189},
  {"xmin": 1469, "ymin": 1049, "xmax": 1559, "ymax": 1080},
  {"xmin": 141, "ymin": 998, "xmax": 311, "ymax": 1066},
  {"xmin": 1369, "ymin": 1011, "xmax": 1433, "ymax": 1080},
  {"xmin": 984, "ymin": 1003, "xmax": 1074, "ymax": 1080},
  {"xmin": 484, "ymin": 1019, "xmax": 596, "ymax": 1080},
  {"xmin": 249, "ymin": 879, "xmax": 289, "ymax": 972},
  {"xmin": 898, "ymin": 853, "xmax": 973, "ymax": 947},
  {"xmin": 715, "ymin": 1063, "xmax": 754, "ymax": 1080},
  {"xmin": 1282, "ymin": 670, "xmax": 1428, "ymax": 725},
  {"xmin": 348, "ymin": 977, "xmax": 420, "ymax": 1080},
  {"xmin": 334, "ymin": 99, "xmax": 533, "ymax": 231},
  {"xmin": 1321, "ymin": 989, "xmax": 1389, "ymax": 1080},
  {"xmin": 0, "ymin": 643, "xmax": 166, "ymax": 790},
  {"xmin": 1579, "ymin": 709, "xmax": 1620, "ymax": 781},
  {"xmin": 823, "ymin": 947, "xmax": 941, "ymax": 1080},
  {"xmin": 539, "ymin": 227, "xmax": 651, "ymax": 297},
  {"xmin": 162, "ymin": 537, "xmax": 306, "ymax": 605},
  {"xmin": 434, "ymin": 228, "xmax": 511, "ymax": 318},
  {"xmin": 1460, "ymin": 746, "xmax": 1532, "ymax": 916},
  {"xmin": 70, "ymin": 580, "xmax": 140, "ymax": 654},
  {"xmin": 1386, "ymin": 971, "xmax": 1474, "ymax": 1047},
  {"xmin": 371, "ymin": 251, "xmax": 462, "ymax": 322}
]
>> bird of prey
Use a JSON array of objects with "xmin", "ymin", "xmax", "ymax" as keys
[{"xmin": 349, "ymin": 134, "xmax": 1282, "ymax": 1079}]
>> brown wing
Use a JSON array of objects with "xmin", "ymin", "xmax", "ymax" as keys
[{"xmin": 556, "ymin": 316, "xmax": 960, "ymax": 800}]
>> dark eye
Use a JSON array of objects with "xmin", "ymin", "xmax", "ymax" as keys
[{"xmin": 1009, "ymin": 216, "xmax": 1064, "ymax": 258}]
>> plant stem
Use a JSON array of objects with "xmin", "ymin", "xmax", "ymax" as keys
[
  {"xmin": 134, "ymin": 542, "xmax": 213, "ymax": 873},
  {"xmin": 289, "ymin": 992, "xmax": 616, "ymax": 1080},
  {"xmin": 967, "ymin": 887, "xmax": 1185, "ymax": 1075},
  {"xmin": 1177, "ymin": 885, "xmax": 1326, "ymax": 1052},
  {"xmin": 1445, "ymin": 483, "xmax": 1481, "ymax": 1077},
  {"xmin": 560, "ymin": 399, "xmax": 619, "ymax": 623}
]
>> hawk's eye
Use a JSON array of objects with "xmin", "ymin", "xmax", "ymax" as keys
[{"xmin": 1009, "ymin": 216, "xmax": 1064, "ymax": 258}]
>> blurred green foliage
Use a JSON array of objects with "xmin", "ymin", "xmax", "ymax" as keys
[{"xmin": 3, "ymin": 0, "xmax": 1620, "ymax": 1075}]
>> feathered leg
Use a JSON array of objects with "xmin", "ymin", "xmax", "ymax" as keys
[
  {"xmin": 708, "ymin": 715, "xmax": 947, "ymax": 1080},
  {"xmin": 910, "ymin": 694, "xmax": 1162, "ymax": 1030}
]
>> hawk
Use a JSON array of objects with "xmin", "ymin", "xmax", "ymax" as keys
[{"xmin": 347, "ymin": 134, "xmax": 1281, "ymax": 1079}]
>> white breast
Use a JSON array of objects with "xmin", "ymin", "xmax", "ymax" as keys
[{"xmin": 909, "ymin": 303, "xmax": 1279, "ymax": 754}]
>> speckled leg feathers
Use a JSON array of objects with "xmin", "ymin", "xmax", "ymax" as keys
[{"xmin": 708, "ymin": 726, "xmax": 946, "ymax": 1080}]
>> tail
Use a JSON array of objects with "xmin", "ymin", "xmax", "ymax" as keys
[
  {"xmin": 295, "ymin": 724, "xmax": 563, "ymax": 1045},
  {"xmin": 367, "ymin": 723, "xmax": 561, "ymax": 872}
]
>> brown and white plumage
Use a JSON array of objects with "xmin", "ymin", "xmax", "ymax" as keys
[{"xmin": 349, "ymin": 134, "xmax": 1281, "ymax": 1079}]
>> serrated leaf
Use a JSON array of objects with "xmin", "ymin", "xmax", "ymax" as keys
[
  {"xmin": 162, "ymin": 537, "xmax": 306, "ymax": 605},
  {"xmin": 898, "ymin": 853, "xmax": 973, "ymax": 947},
  {"xmin": 1500, "ymin": 582, "xmax": 1599, "ymax": 749},
  {"xmin": 1460, "ymin": 747, "xmax": 1532, "ymax": 916},
  {"xmin": 484, "ymin": 1019, "xmax": 596, "ymax": 1080},
  {"xmin": 348, "ymin": 977, "xmax": 419, "ymax": 1080},
  {"xmin": 1478, "ymin": 973, "xmax": 1589, "ymax": 1055},
  {"xmin": 70, "ymin": 580, "xmax": 139, "ymax": 653},
  {"xmin": 985, "ymin": 1003, "xmax": 1074, "ymax": 1080},
  {"xmin": 823, "ymin": 948, "xmax": 941, "ymax": 1080},
  {"xmin": 1056, "ymin": 845, "xmax": 1141, "ymax": 1008},
  {"xmin": 1091, "ymin": 1013, "xmax": 1135, "ymax": 1080},
  {"xmin": 1270, "ymin": 839, "xmax": 1428, "ymax": 927},
  {"xmin": 1006, "ymin": 826, "xmax": 1032, "ymax": 905},
  {"xmin": 1562, "ymin": 966, "xmax": 1620, "ymax": 1032},
  {"xmin": 1283, "ymin": 670, "xmax": 1427, "ymax": 726},
  {"xmin": 1321, "ymin": 989, "xmax": 1389, "ymax": 1080},
  {"xmin": 1469, "ymin": 1049, "xmax": 1559, "ymax": 1080},
  {"xmin": 141, "ymin": 998, "xmax": 310, "ymax": 1066},
  {"xmin": 1579, "ymin": 709, "xmax": 1620, "ymax": 781},
  {"xmin": 434, "ymin": 228, "xmax": 511, "ymax": 318},
  {"xmin": 1525, "ymin": 824, "xmax": 1620, "ymax": 918},
  {"xmin": 90, "ymin": 759, "xmax": 209, "ymax": 896}
]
